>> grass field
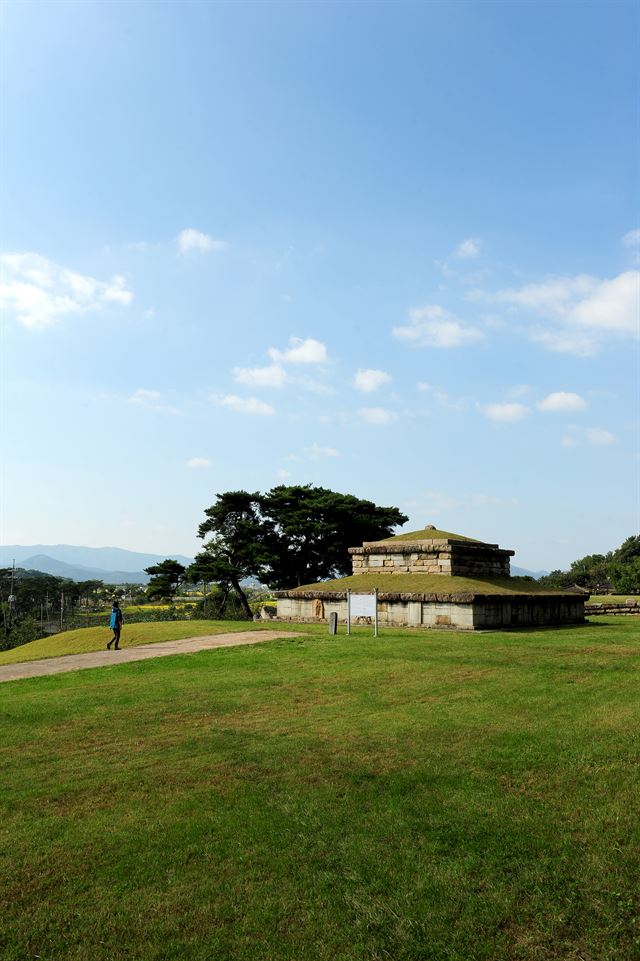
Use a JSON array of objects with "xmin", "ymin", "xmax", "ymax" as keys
[
  {"xmin": 0, "ymin": 620, "xmax": 294, "ymax": 665},
  {"xmin": 290, "ymin": 573, "xmax": 570, "ymax": 594},
  {"xmin": 588, "ymin": 595, "xmax": 639, "ymax": 604},
  {"xmin": 1, "ymin": 617, "xmax": 639, "ymax": 960}
]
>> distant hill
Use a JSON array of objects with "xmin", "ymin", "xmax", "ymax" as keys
[
  {"xmin": 17, "ymin": 555, "xmax": 150, "ymax": 585},
  {"xmin": 512, "ymin": 566, "xmax": 548, "ymax": 579},
  {"xmin": 1, "ymin": 544, "xmax": 547, "ymax": 586},
  {"xmin": 0, "ymin": 545, "xmax": 194, "ymax": 585}
]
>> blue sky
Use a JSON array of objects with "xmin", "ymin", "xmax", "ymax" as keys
[{"xmin": 1, "ymin": 0, "xmax": 638, "ymax": 571}]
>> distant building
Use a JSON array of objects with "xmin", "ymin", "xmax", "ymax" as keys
[{"xmin": 275, "ymin": 525, "xmax": 586, "ymax": 630}]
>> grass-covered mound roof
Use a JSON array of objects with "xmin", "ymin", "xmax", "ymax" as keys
[
  {"xmin": 279, "ymin": 572, "xmax": 580, "ymax": 599},
  {"xmin": 372, "ymin": 527, "xmax": 485, "ymax": 544}
]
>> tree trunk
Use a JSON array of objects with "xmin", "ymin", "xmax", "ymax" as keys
[
  {"xmin": 230, "ymin": 576, "xmax": 253, "ymax": 619},
  {"xmin": 219, "ymin": 584, "xmax": 230, "ymax": 615}
]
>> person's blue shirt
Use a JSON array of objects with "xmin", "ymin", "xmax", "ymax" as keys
[{"xmin": 109, "ymin": 607, "xmax": 123, "ymax": 629}]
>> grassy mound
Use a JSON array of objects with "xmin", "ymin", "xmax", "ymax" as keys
[
  {"xmin": 286, "ymin": 572, "xmax": 575, "ymax": 596},
  {"xmin": 0, "ymin": 620, "xmax": 297, "ymax": 666},
  {"xmin": 1, "ymin": 618, "xmax": 638, "ymax": 960},
  {"xmin": 374, "ymin": 527, "xmax": 482, "ymax": 543}
]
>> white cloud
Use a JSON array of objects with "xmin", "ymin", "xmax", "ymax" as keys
[
  {"xmin": 304, "ymin": 442, "xmax": 341, "ymax": 459},
  {"xmin": 216, "ymin": 394, "xmax": 275, "ymax": 416},
  {"xmin": 186, "ymin": 457, "xmax": 212, "ymax": 469},
  {"xmin": 130, "ymin": 388, "xmax": 161, "ymax": 404},
  {"xmin": 233, "ymin": 364, "xmax": 287, "ymax": 389},
  {"xmin": 622, "ymin": 229, "xmax": 640, "ymax": 248},
  {"xmin": 268, "ymin": 336, "xmax": 328, "ymax": 364},
  {"xmin": 176, "ymin": 228, "xmax": 226, "ymax": 254},
  {"xmin": 393, "ymin": 305, "xmax": 484, "ymax": 349},
  {"xmin": 405, "ymin": 489, "xmax": 518, "ymax": 516},
  {"xmin": 571, "ymin": 272, "xmax": 639, "ymax": 334},
  {"xmin": 125, "ymin": 241, "xmax": 151, "ymax": 252},
  {"xmin": 585, "ymin": 427, "xmax": 615, "ymax": 446},
  {"xmin": 454, "ymin": 237, "xmax": 480, "ymax": 259},
  {"xmin": 488, "ymin": 271, "xmax": 640, "ymax": 356},
  {"xmin": 537, "ymin": 391, "xmax": 587, "ymax": 413},
  {"xmin": 414, "ymin": 382, "xmax": 467, "ymax": 409},
  {"xmin": 358, "ymin": 407, "xmax": 398, "ymax": 426},
  {"xmin": 129, "ymin": 388, "xmax": 180, "ymax": 415},
  {"xmin": 0, "ymin": 252, "xmax": 133, "ymax": 329},
  {"xmin": 353, "ymin": 368, "xmax": 391, "ymax": 393},
  {"xmin": 434, "ymin": 390, "xmax": 468, "ymax": 411},
  {"xmin": 276, "ymin": 468, "xmax": 292, "ymax": 479},
  {"xmin": 507, "ymin": 384, "xmax": 531, "ymax": 400},
  {"xmin": 492, "ymin": 274, "xmax": 596, "ymax": 312},
  {"xmin": 482, "ymin": 402, "xmax": 528, "ymax": 423},
  {"xmin": 528, "ymin": 328, "xmax": 599, "ymax": 358},
  {"xmin": 561, "ymin": 426, "xmax": 616, "ymax": 447}
]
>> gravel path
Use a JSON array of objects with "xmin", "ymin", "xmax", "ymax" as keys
[{"xmin": 0, "ymin": 630, "xmax": 304, "ymax": 683}]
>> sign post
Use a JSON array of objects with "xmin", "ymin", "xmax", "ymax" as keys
[
  {"xmin": 347, "ymin": 591, "xmax": 378, "ymax": 636},
  {"xmin": 374, "ymin": 587, "xmax": 378, "ymax": 637}
]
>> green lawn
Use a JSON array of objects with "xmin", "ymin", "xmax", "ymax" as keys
[
  {"xmin": 1, "ymin": 618, "xmax": 639, "ymax": 961},
  {"xmin": 588, "ymin": 595, "xmax": 639, "ymax": 604},
  {"xmin": 376, "ymin": 527, "xmax": 480, "ymax": 543},
  {"xmin": 290, "ymin": 572, "xmax": 575, "ymax": 595},
  {"xmin": 0, "ymin": 619, "xmax": 297, "ymax": 665}
]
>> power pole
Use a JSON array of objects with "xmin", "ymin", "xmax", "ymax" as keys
[{"xmin": 7, "ymin": 560, "xmax": 16, "ymax": 631}]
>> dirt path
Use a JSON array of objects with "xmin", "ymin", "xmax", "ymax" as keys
[{"xmin": 0, "ymin": 630, "xmax": 304, "ymax": 683}]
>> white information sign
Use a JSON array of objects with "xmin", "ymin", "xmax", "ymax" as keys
[
  {"xmin": 347, "ymin": 590, "xmax": 379, "ymax": 636},
  {"xmin": 349, "ymin": 593, "xmax": 377, "ymax": 618}
]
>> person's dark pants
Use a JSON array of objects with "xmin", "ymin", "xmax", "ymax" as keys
[{"xmin": 108, "ymin": 627, "xmax": 121, "ymax": 649}]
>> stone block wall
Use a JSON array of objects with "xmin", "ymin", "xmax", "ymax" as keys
[
  {"xmin": 276, "ymin": 592, "xmax": 586, "ymax": 630},
  {"xmin": 585, "ymin": 601, "xmax": 640, "ymax": 616},
  {"xmin": 472, "ymin": 597, "xmax": 586, "ymax": 628},
  {"xmin": 349, "ymin": 541, "xmax": 513, "ymax": 578},
  {"xmin": 421, "ymin": 601, "xmax": 474, "ymax": 629},
  {"xmin": 277, "ymin": 594, "xmax": 476, "ymax": 629}
]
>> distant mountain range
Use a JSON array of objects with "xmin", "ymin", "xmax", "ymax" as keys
[
  {"xmin": 512, "ymin": 566, "xmax": 548, "ymax": 579},
  {"xmin": 0, "ymin": 545, "xmax": 194, "ymax": 585},
  {"xmin": 0, "ymin": 544, "xmax": 548, "ymax": 585}
]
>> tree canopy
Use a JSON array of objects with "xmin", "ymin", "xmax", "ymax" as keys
[
  {"xmin": 538, "ymin": 535, "xmax": 640, "ymax": 593},
  {"xmin": 195, "ymin": 490, "xmax": 266, "ymax": 617},
  {"xmin": 259, "ymin": 484, "xmax": 408, "ymax": 588},
  {"xmin": 0, "ymin": 569, "xmax": 110, "ymax": 649},
  {"xmin": 144, "ymin": 560, "xmax": 186, "ymax": 601},
  {"xmin": 193, "ymin": 484, "xmax": 408, "ymax": 614}
]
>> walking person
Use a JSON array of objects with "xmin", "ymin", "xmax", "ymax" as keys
[{"xmin": 107, "ymin": 600, "xmax": 124, "ymax": 650}]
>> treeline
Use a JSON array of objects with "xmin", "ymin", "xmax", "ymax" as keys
[
  {"xmin": 0, "ymin": 565, "xmax": 259, "ymax": 650},
  {"xmin": 0, "ymin": 570, "xmax": 124, "ymax": 649},
  {"xmin": 537, "ymin": 536, "xmax": 640, "ymax": 593}
]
